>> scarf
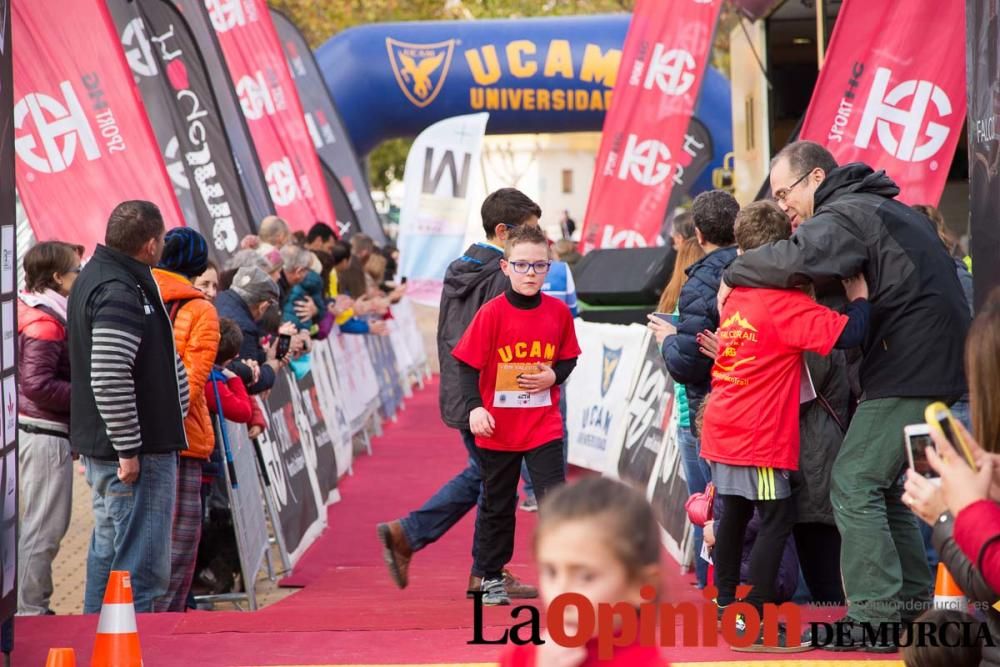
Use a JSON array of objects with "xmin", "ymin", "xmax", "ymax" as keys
[{"xmin": 22, "ymin": 289, "xmax": 68, "ymax": 322}]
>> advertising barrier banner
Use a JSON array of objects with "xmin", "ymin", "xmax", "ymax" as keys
[
  {"xmin": 564, "ymin": 321, "xmax": 645, "ymax": 472},
  {"xmin": 617, "ymin": 331, "xmax": 674, "ymax": 489}
]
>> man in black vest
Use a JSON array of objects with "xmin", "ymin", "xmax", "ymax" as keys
[{"xmin": 69, "ymin": 200, "xmax": 190, "ymax": 613}]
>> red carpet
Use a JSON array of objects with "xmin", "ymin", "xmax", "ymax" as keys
[{"xmin": 16, "ymin": 378, "xmax": 891, "ymax": 665}]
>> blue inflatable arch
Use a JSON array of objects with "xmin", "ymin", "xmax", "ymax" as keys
[{"xmin": 317, "ymin": 14, "xmax": 732, "ymax": 194}]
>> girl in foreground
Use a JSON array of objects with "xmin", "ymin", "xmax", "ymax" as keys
[{"xmin": 501, "ymin": 477, "xmax": 669, "ymax": 666}]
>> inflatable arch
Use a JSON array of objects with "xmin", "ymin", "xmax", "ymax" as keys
[{"xmin": 317, "ymin": 14, "xmax": 732, "ymax": 194}]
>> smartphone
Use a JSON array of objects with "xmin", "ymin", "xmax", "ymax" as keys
[
  {"xmin": 904, "ymin": 423, "xmax": 939, "ymax": 484},
  {"xmin": 652, "ymin": 312, "xmax": 680, "ymax": 326},
  {"xmin": 400, "ymin": 276, "xmax": 408, "ymax": 285},
  {"xmin": 925, "ymin": 402, "xmax": 977, "ymax": 470},
  {"xmin": 275, "ymin": 333, "xmax": 291, "ymax": 361}
]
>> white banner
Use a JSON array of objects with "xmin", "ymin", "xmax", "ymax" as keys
[
  {"xmin": 331, "ymin": 331, "xmax": 381, "ymax": 430},
  {"xmin": 564, "ymin": 321, "xmax": 647, "ymax": 473},
  {"xmin": 397, "ymin": 113, "xmax": 489, "ymax": 306},
  {"xmin": 309, "ymin": 337, "xmax": 354, "ymax": 482}
]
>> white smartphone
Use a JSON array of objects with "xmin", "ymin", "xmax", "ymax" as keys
[{"xmin": 904, "ymin": 423, "xmax": 939, "ymax": 486}]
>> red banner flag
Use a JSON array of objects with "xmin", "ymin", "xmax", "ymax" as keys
[
  {"xmin": 208, "ymin": 0, "xmax": 337, "ymax": 231},
  {"xmin": 580, "ymin": 0, "xmax": 723, "ymax": 253},
  {"xmin": 798, "ymin": 0, "xmax": 966, "ymax": 205},
  {"xmin": 12, "ymin": 0, "xmax": 184, "ymax": 254}
]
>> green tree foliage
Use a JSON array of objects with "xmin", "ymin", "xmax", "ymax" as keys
[{"xmin": 270, "ymin": 0, "xmax": 736, "ymax": 194}]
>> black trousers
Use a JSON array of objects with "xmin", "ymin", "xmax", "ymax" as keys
[
  {"xmin": 794, "ymin": 522, "xmax": 845, "ymax": 604},
  {"xmin": 714, "ymin": 493, "xmax": 797, "ymax": 612},
  {"xmin": 473, "ymin": 439, "xmax": 565, "ymax": 580}
]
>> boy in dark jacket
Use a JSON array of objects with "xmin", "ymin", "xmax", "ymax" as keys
[
  {"xmin": 378, "ymin": 189, "xmax": 542, "ymax": 599},
  {"xmin": 652, "ymin": 190, "xmax": 739, "ymax": 434}
]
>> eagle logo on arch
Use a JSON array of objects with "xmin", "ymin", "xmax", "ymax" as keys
[{"xmin": 386, "ymin": 38, "xmax": 456, "ymax": 108}]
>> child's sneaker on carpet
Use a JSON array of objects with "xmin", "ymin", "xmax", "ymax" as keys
[
  {"xmin": 481, "ymin": 576, "xmax": 511, "ymax": 606},
  {"xmin": 733, "ymin": 622, "xmax": 813, "ymax": 653},
  {"xmin": 519, "ymin": 495, "xmax": 538, "ymax": 512}
]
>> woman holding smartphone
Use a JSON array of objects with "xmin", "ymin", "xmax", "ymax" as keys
[{"xmin": 904, "ymin": 288, "xmax": 1000, "ymax": 599}]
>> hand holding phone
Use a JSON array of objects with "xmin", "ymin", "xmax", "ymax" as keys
[{"xmin": 925, "ymin": 402, "xmax": 977, "ymax": 471}]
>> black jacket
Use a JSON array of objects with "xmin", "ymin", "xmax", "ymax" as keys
[
  {"xmin": 69, "ymin": 246, "xmax": 187, "ymax": 459},
  {"xmin": 662, "ymin": 246, "xmax": 738, "ymax": 431},
  {"xmin": 215, "ymin": 289, "xmax": 275, "ymax": 394},
  {"xmin": 438, "ymin": 242, "xmax": 509, "ymax": 429},
  {"xmin": 932, "ymin": 516, "xmax": 1000, "ymax": 666},
  {"xmin": 724, "ymin": 164, "xmax": 970, "ymax": 401}
]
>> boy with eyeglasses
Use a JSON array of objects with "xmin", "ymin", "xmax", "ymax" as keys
[{"xmin": 452, "ymin": 223, "xmax": 581, "ymax": 606}]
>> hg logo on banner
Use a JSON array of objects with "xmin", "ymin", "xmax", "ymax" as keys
[
  {"xmin": 266, "ymin": 157, "xmax": 303, "ymax": 206},
  {"xmin": 386, "ymin": 38, "xmax": 457, "ymax": 108},
  {"xmin": 617, "ymin": 134, "xmax": 672, "ymax": 186},
  {"xmin": 855, "ymin": 67, "xmax": 953, "ymax": 163},
  {"xmin": 206, "ymin": 0, "xmax": 256, "ymax": 33},
  {"xmin": 640, "ymin": 44, "xmax": 696, "ymax": 96},
  {"xmin": 14, "ymin": 82, "xmax": 101, "ymax": 174},
  {"xmin": 121, "ymin": 18, "xmax": 158, "ymax": 79}
]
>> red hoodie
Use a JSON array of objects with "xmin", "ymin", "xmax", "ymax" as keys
[
  {"xmin": 205, "ymin": 371, "xmax": 254, "ymax": 424},
  {"xmin": 501, "ymin": 642, "xmax": 668, "ymax": 667}
]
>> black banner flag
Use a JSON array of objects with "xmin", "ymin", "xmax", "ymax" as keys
[
  {"xmin": 321, "ymin": 163, "xmax": 361, "ymax": 241},
  {"xmin": 169, "ymin": 0, "xmax": 274, "ymax": 227},
  {"xmin": 109, "ymin": 0, "xmax": 256, "ymax": 262},
  {"xmin": 966, "ymin": 0, "xmax": 1000, "ymax": 311},
  {"xmin": 270, "ymin": 9, "xmax": 385, "ymax": 244}
]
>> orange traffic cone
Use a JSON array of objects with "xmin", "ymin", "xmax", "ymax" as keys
[
  {"xmin": 91, "ymin": 571, "xmax": 142, "ymax": 667},
  {"xmin": 933, "ymin": 562, "xmax": 967, "ymax": 611},
  {"xmin": 45, "ymin": 648, "xmax": 76, "ymax": 667}
]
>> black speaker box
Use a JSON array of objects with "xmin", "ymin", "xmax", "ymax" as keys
[
  {"xmin": 574, "ymin": 247, "xmax": 676, "ymax": 306},
  {"xmin": 579, "ymin": 306, "xmax": 653, "ymax": 326}
]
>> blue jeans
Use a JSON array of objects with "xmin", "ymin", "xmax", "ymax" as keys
[
  {"xmin": 399, "ymin": 429, "xmax": 485, "ymax": 576},
  {"xmin": 83, "ymin": 453, "xmax": 178, "ymax": 613},
  {"xmin": 522, "ymin": 391, "xmax": 568, "ymax": 498},
  {"xmin": 678, "ymin": 425, "xmax": 712, "ymax": 587}
]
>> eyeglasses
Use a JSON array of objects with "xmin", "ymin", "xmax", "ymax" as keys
[
  {"xmin": 773, "ymin": 171, "xmax": 812, "ymax": 204},
  {"xmin": 509, "ymin": 260, "xmax": 551, "ymax": 275}
]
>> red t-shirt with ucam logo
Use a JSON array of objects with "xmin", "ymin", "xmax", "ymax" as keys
[
  {"xmin": 700, "ymin": 287, "xmax": 848, "ymax": 471},
  {"xmin": 452, "ymin": 292, "xmax": 580, "ymax": 452}
]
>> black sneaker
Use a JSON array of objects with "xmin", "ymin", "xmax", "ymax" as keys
[
  {"xmin": 716, "ymin": 605, "xmax": 749, "ymax": 641},
  {"xmin": 804, "ymin": 616, "xmax": 898, "ymax": 653},
  {"xmin": 733, "ymin": 622, "xmax": 814, "ymax": 653}
]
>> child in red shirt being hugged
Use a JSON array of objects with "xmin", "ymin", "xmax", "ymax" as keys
[
  {"xmin": 453, "ymin": 223, "xmax": 581, "ymax": 607},
  {"xmin": 701, "ymin": 201, "xmax": 870, "ymax": 651},
  {"xmin": 501, "ymin": 477, "xmax": 669, "ymax": 667}
]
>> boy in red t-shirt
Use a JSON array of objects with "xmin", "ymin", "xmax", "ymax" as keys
[
  {"xmin": 700, "ymin": 201, "xmax": 870, "ymax": 651},
  {"xmin": 452, "ymin": 224, "xmax": 581, "ymax": 606}
]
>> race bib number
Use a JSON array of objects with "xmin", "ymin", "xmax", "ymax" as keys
[{"xmin": 493, "ymin": 362, "xmax": 552, "ymax": 409}]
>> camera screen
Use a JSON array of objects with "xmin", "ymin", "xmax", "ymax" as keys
[{"xmin": 909, "ymin": 434, "xmax": 938, "ymax": 479}]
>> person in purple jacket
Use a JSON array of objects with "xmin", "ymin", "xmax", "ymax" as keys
[{"xmin": 17, "ymin": 241, "xmax": 82, "ymax": 615}]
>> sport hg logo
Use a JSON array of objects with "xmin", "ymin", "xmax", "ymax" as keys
[
  {"xmin": 643, "ymin": 44, "xmax": 696, "ymax": 96},
  {"xmin": 265, "ymin": 158, "xmax": 299, "ymax": 206},
  {"xmin": 236, "ymin": 72, "xmax": 276, "ymax": 120},
  {"xmin": 206, "ymin": 0, "xmax": 250, "ymax": 33},
  {"xmin": 618, "ymin": 134, "xmax": 672, "ymax": 186},
  {"xmin": 121, "ymin": 18, "xmax": 158, "ymax": 79},
  {"xmin": 855, "ymin": 67, "xmax": 953, "ymax": 162},
  {"xmin": 14, "ymin": 82, "xmax": 101, "ymax": 174},
  {"xmin": 386, "ymin": 38, "xmax": 457, "ymax": 108}
]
